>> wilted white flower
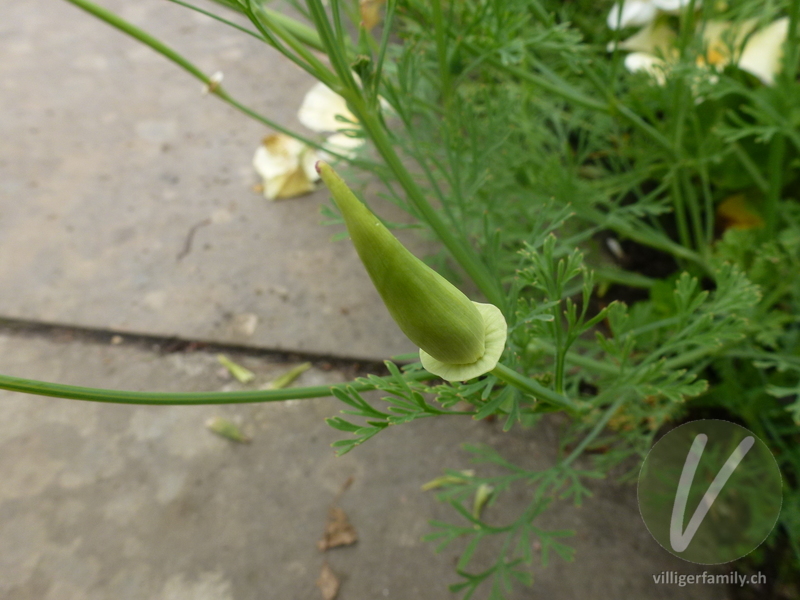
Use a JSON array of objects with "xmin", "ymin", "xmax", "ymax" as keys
[
  {"xmin": 703, "ymin": 17, "xmax": 789, "ymax": 85},
  {"xmin": 613, "ymin": 19, "xmax": 677, "ymax": 55},
  {"xmin": 297, "ymin": 82, "xmax": 365, "ymax": 160},
  {"xmin": 252, "ymin": 134, "xmax": 319, "ymax": 200},
  {"xmin": 298, "ymin": 82, "xmax": 360, "ymax": 134},
  {"xmin": 613, "ymin": 14, "xmax": 789, "ymax": 87},
  {"xmin": 608, "ymin": 0, "xmax": 701, "ymax": 30},
  {"xmin": 625, "ymin": 52, "xmax": 670, "ymax": 84}
]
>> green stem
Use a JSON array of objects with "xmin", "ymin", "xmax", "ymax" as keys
[
  {"xmin": 670, "ymin": 174, "xmax": 693, "ymax": 251},
  {"xmin": 299, "ymin": 0, "xmax": 506, "ymax": 310},
  {"xmin": 491, "ymin": 363, "xmax": 583, "ymax": 413},
  {"xmin": 63, "ymin": 0, "xmax": 372, "ymax": 169},
  {"xmin": 353, "ymin": 100, "xmax": 507, "ymax": 311},
  {"xmin": 784, "ymin": 0, "xmax": 800, "ymax": 84},
  {"xmin": 732, "ymin": 142, "xmax": 769, "ymax": 193},
  {"xmin": 560, "ymin": 392, "xmax": 627, "ymax": 468},
  {"xmin": 432, "ymin": 0, "xmax": 453, "ymax": 106},
  {"xmin": 208, "ymin": 0, "xmax": 335, "ymax": 54},
  {"xmin": 0, "ymin": 370, "xmax": 434, "ymax": 406},
  {"xmin": 765, "ymin": 134, "xmax": 786, "ymax": 238}
]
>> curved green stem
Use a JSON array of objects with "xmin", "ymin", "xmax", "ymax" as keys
[
  {"xmin": 63, "ymin": 0, "xmax": 374, "ymax": 170},
  {"xmin": 560, "ymin": 392, "xmax": 627, "ymax": 468},
  {"xmin": 0, "ymin": 370, "xmax": 435, "ymax": 406},
  {"xmin": 491, "ymin": 362, "xmax": 584, "ymax": 414},
  {"xmin": 357, "ymin": 108, "xmax": 507, "ymax": 310}
]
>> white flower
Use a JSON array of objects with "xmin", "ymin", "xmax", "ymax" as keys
[
  {"xmin": 298, "ymin": 82, "xmax": 360, "ymax": 135},
  {"xmin": 735, "ymin": 17, "xmax": 789, "ymax": 85},
  {"xmin": 699, "ymin": 18, "xmax": 789, "ymax": 85},
  {"xmin": 252, "ymin": 134, "xmax": 319, "ymax": 200},
  {"xmin": 625, "ymin": 52, "xmax": 669, "ymax": 84},
  {"xmin": 615, "ymin": 20, "xmax": 677, "ymax": 55},
  {"xmin": 608, "ymin": 0, "xmax": 701, "ymax": 30},
  {"xmin": 614, "ymin": 15, "xmax": 789, "ymax": 87},
  {"xmin": 297, "ymin": 81, "xmax": 365, "ymax": 160}
]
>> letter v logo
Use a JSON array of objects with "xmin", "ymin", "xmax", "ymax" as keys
[{"xmin": 669, "ymin": 434, "xmax": 755, "ymax": 552}]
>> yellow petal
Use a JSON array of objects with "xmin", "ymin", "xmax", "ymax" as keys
[
  {"xmin": 716, "ymin": 194, "xmax": 764, "ymax": 231},
  {"xmin": 360, "ymin": 0, "xmax": 386, "ymax": 30}
]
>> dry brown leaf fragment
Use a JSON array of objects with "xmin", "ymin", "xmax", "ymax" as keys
[
  {"xmin": 716, "ymin": 194, "xmax": 764, "ymax": 231},
  {"xmin": 360, "ymin": 0, "xmax": 386, "ymax": 30},
  {"xmin": 317, "ymin": 506, "xmax": 358, "ymax": 551},
  {"xmin": 316, "ymin": 562, "xmax": 340, "ymax": 600},
  {"xmin": 205, "ymin": 416, "xmax": 251, "ymax": 443}
]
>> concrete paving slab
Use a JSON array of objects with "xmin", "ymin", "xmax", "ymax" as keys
[
  {"xmin": 0, "ymin": 328, "xmax": 730, "ymax": 599},
  {"xmin": 0, "ymin": 0, "xmax": 425, "ymax": 360}
]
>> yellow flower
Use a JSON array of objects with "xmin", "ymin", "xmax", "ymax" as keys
[{"xmin": 317, "ymin": 162, "xmax": 507, "ymax": 381}]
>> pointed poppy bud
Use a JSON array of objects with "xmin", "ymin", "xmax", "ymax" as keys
[{"xmin": 317, "ymin": 162, "xmax": 506, "ymax": 381}]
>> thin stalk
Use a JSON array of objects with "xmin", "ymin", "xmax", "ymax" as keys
[
  {"xmin": 784, "ymin": 0, "xmax": 800, "ymax": 84},
  {"xmin": 296, "ymin": 1, "xmax": 502, "ymax": 310},
  {"xmin": 681, "ymin": 170, "xmax": 706, "ymax": 256},
  {"xmin": 356, "ymin": 105, "xmax": 508, "ymax": 310},
  {"xmin": 532, "ymin": 342, "xmax": 620, "ymax": 376},
  {"xmin": 491, "ymin": 362, "xmax": 584, "ymax": 414},
  {"xmin": 305, "ymin": 0, "xmax": 359, "ymax": 90},
  {"xmin": 245, "ymin": 1, "xmax": 339, "ymax": 87},
  {"xmin": 0, "ymin": 370, "xmax": 434, "ymax": 406},
  {"xmin": 64, "ymin": 0, "xmax": 373, "ymax": 169},
  {"xmin": 581, "ymin": 65, "xmax": 677, "ymax": 158},
  {"xmin": 166, "ymin": 0, "xmax": 264, "ymax": 40},
  {"xmin": 732, "ymin": 142, "xmax": 769, "ymax": 193},
  {"xmin": 560, "ymin": 392, "xmax": 628, "ymax": 468},
  {"xmin": 765, "ymin": 134, "xmax": 786, "ymax": 238},
  {"xmin": 208, "ymin": 0, "xmax": 333, "ymax": 54},
  {"xmin": 217, "ymin": 90, "xmax": 377, "ymax": 170},
  {"xmin": 592, "ymin": 267, "xmax": 655, "ymax": 289},
  {"xmin": 670, "ymin": 174, "xmax": 693, "ymax": 251},
  {"xmin": 65, "ymin": 0, "xmax": 210, "ymax": 82},
  {"xmin": 432, "ymin": 0, "xmax": 453, "ymax": 106}
]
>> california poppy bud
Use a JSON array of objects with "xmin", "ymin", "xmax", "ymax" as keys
[{"xmin": 317, "ymin": 162, "xmax": 506, "ymax": 381}]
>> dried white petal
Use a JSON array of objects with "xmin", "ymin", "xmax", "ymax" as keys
[
  {"xmin": 617, "ymin": 21, "xmax": 677, "ymax": 56},
  {"xmin": 253, "ymin": 134, "xmax": 319, "ymax": 200},
  {"xmin": 607, "ymin": 1, "xmax": 658, "ymax": 29},
  {"xmin": 624, "ymin": 51, "xmax": 669, "ymax": 84},
  {"xmin": 317, "ymin": 132, "xmax": 366, "ymax": 162},
  {"xmin": 739, "ymin": 17, "xmax": 789, "ymax": 86},
  {"xmin": 298, "ymin": 82, "xmax": 358, "ymax": 133},
  {"xmin": 608, "ymin": 0, "xmax": 701, "ymax": 30}
]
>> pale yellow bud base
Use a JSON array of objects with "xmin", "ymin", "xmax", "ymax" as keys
[{"xmin": 419, "ymin": 303, "xmax": 507, "ymax": 382}]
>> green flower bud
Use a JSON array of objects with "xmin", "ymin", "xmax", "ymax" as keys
[{"xmin": 317, "ymin": 162, "xmax": 507, "ymax": 381}]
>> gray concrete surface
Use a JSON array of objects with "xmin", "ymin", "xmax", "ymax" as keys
[
  {"xmin": 0, "ymin": 330, "xmax": 728, "ymax": 600},
  {"xmin": 0, "ymin": 1, "xmax": 749, "ymax": 598},
  {"xmin": 0, "ymin": 0, "xmax": 423, "ymax": 360}
]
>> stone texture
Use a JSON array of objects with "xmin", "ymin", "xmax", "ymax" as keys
[
  {"xmin": 0, "ymin": 0, "xmax": 423, "ymax": 360},
  {"xmin": 0, "ymin": 330, "xmax": 729, "ymax": 599}
]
